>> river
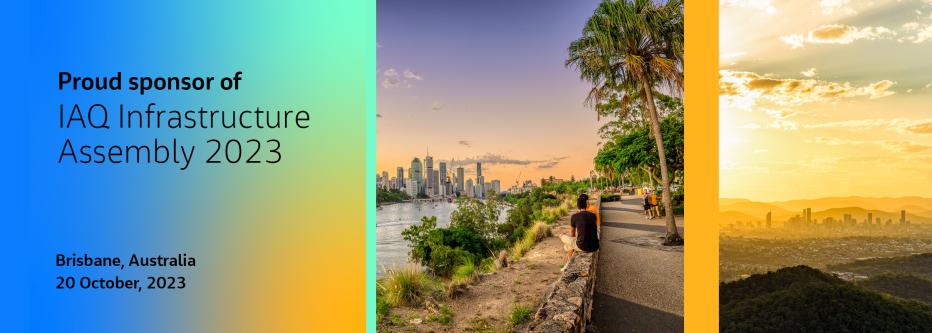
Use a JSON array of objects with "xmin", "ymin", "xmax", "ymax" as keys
[
  {"xmin": 376, "ymin": 201, "xmax": 458, "ymax": 277},
  {"xmin": 376, "ymin": 201, "xmax": 509, "ymax": 277}
]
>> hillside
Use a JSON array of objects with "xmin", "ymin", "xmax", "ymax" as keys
[
  {"xmin": 719, "ymin": 200, "xmax": 794, "ymax": 221},
  {"xmin": 720, "ymin": 266, "xmax": 932, "ymax": 332},
  {"xmin": 770, "ymin": 196, "xmax": 932, "ymax": 214},
  {"xmin": 827, "ymin": 253, "xmax": 932, "ymax": 280},
  {"xmin": 719, "ymin": 197, "xmax": 932, "ymax": 224},
  {"xmin": 858, "ymin": 274, "xmax": 932, "ymax": 305},
  {"xmin": 719, "ymin": 210, "xmax": 763, "ymax": 225}
]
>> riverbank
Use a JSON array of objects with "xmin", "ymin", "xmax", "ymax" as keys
[{"xmin": 379, "ymin": 221, "xmax": 570, "ymax": 332}]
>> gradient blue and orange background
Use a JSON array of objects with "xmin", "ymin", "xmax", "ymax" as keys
[{"xmin": 4, "ymin": 1, "xmax": 374, "ymax": 331}]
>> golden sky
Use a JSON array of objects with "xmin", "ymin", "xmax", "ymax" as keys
[{"xmin": 720, "ymin": 0, "xmax": 932, "ymax": 201}]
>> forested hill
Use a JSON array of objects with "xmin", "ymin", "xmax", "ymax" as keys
[{"xmin": 720, "ymin": 266, "xmax": 932, "ymax": 333}]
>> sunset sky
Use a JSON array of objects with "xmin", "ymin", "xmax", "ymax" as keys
[
  {"xmin": 376, "ymin": 0, "xmax": 603, "ymax": 186},
  {"xmin": 720, "ymin": 0, "xmax": 932, "ymax": 201}
]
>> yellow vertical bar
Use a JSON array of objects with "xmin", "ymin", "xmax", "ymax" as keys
[{"xmin": 684, "ymin": 0, "xmax": 719, "ymax": 331}]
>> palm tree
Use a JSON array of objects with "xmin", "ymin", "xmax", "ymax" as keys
[{"xmin": 567, "ymin": 0, "xmax": 684, "ymax": 245}]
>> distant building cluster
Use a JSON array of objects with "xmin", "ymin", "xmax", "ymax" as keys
[
  {"xmin": 727, "ymin": 208, "xmax": 913, "ymax": 230},
  {"xmin": 377, "ymin": 152, "xmax": 521, "ymax": 199},
  {"xmin": 784, "ymin": 208, "xmax": 911, "ymax": 228}
]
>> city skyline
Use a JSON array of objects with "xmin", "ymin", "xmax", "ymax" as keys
[
  {"xmin": 720, "ymin": 0, "xmax": 932, "ymax": 201},
  {"xmin": 377, "ymin": 151, "xmax": 529, "ymax": 198},
  {"xmin": 376, "ymin": 0, "xmax": 604, "ymax": 186}
]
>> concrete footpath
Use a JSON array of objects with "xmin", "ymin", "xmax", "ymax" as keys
[{"xmin": 589, "ymin": 197, "xmax": 684, "ymax": 333}]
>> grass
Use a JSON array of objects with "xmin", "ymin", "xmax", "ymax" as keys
[
  {"xmin": 478, "ymin": 256, "xmax": 498, "ymax": 274},
  {"xmin": 376, "ymin": 296, "xmax": 391, "ymax": 324},
  {"xmin": 509, "ymin": 303, "xmax": 533, "ymax": 327},
  {"xmin": 377, "ymin": 266, "xmax": 441, "ymax": 307},
  {"xmin": 467, "ymin": 317, "xmax": 493, "ymax": 332},
  {"xmin": 510, "ymin": 222, "xmax": 552, "ymax": 260},
  {"xmin": 451, "ymin": 260, "xmax": 478, "ymax": 285},
  {"xmin": 428, "ymin": 304, "xmax": 454, "ymax": 325}
]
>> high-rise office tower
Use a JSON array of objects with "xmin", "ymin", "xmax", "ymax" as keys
[
  {"xmin": 867, "ymin": 212, "xmax": 873, "ymax": 226},
  {"xmin": 766, "ymin": 211, "xmax": 772, "ymax": 228},
  {"xmin": 476, "ymin": 162, "xmax": 484, "ymax": 198},
  {"xmin": 438, "ymin": 162, "xmax": 447, "ymax": 195},
  {"xmin": 425, "ymin": 155, "xmax": 434, "ymax": 196},
  {"xmin": 396, "ymin": 167, "xmax": 405, "ymax": 190},
  {"xmin": 381, "ymin": 171, "xmax": 389, "ymax": 189},
  {"xmin": 456, "ymin": 166, "xmax": 465, "ymax": 194},
  {"xmin": 465, "ymin": 178, "xmax": 474, "ymax": 197},
  {"xmin": 410, "ymin": 158, "xmax": 423, "ymax": 195},
  {"xmin": 432, "ymin": 170, "xmax": 439, "ymax": 195}
]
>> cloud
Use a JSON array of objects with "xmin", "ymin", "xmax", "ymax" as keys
[
  {"xmin": 905, "ymin": 121, "xmax": 932, "ymax": 134},
  {"xmin": 899, "ymin": 23, "xmax": 932, "ymax": 43},
  {"xmin": 449, "ymin": 154, "xmax": 568, "ymax": 170},
  {"xmin": 769, "ymin": 119, "xmax": 800, "ymax": 130},
  {"xmin": 431, "ymin": 101, "xmax": 445, "ymax": 111},
  {"xmin": 781, "ymin": 24, "xmax": 896, "ymax": 48},
  {"xmin": 810, "ymin": 137, "xmax": 931, "ymax": 153},
  {"xmin": 457, "ymin": 140, "xmax": 471, "ymax": 147},
  {"xmin": 720, "ymin": 0, "xmax": 775, "ymax": 14},
  {"xmin": 803, "ymin": 119, "xmax": 890, "ymax": 130},
  {"xmin": 881, "ymin": 141, "xmax": 931, "ymax": 153},
  {"xmin": 741, "ymin": 123, "xmax": 761, "ymax": 129},
  {"xmin": 537, "ymin": 161, "xmax": 560, "ymax": 169},
  {"xmin": 818, "ymin": 0, "xmax": 856, "ymax": 16},
  {"xmin": 381, "ymin": 77, "xmax": 401, "ymax": 89},
  {"xmin": 403, "ymin": 70, "xmax": 423, "ymax": 80},
  {"xmin": 720, "ymin": 70, "xmax": 896, "ymax": 109},
  {"xmin": 800, "ymin": 68, "xmax": 817, "ymax": 78},
  {"xmin": 380, "ymin": 67, "xmax": 423, "ymax": 89}
]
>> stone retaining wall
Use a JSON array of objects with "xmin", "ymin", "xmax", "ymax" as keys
[{"xmin": 526, "ymin": 195, "xmax": 601, "ymax": 333}]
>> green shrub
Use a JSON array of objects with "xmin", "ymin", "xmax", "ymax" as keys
[
  {"xmin": 509, "ymin": 303, "xmax": 533, "ymax": 327},
  {"xmin": 377, "ymin": 266, "xmax": 440, "ymax": 307},
  {"xmin": 600, "ymin": 193, "xmax": 621, "ymax": 202},
  {"xmin": 402, "ymin": 216, "xmax": 491, "ymax": 277}
]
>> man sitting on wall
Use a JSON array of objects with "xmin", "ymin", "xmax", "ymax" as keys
[{"xmin": 560, "ymin": 194, "xmax": 600, "ymax": 271}]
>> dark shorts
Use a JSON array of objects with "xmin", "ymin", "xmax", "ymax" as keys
[{"xmin": 644, "ymin": 203, "xmax": 651, "ymax": 210}]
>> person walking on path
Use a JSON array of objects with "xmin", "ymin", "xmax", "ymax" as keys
[
  {"xmin": 650, "ymin": 191, "xmax": 661, "ymax": 218},
  {"xmin": 643, "ymin": 190, "xmax": 654, "ymax": 219}
]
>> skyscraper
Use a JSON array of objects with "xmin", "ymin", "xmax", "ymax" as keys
[
  {"xmin": 465, "ymin": 178, "xmax": 474, "ymax": 197},
  {"xmin": 381, "ymin": 171, "xmax": 389, "ymax": 189},
  {"xmin": 410, "ymin": 158, "xmax": 423, "ymax": 195},
  {"xmin": 456, "ymin": 166, "xmax": 465, "ymax": 195},
  {"xmin": 396, "ymin": 166, "xmax": 405, "ymax": 190},
  {"xmin": 476, "ymin": 162, "xmax": 485, "ymax": 199},
  {"xmin": 432, "ymin": 170, "xmax": 439, "ymax": 196},
  {"xmin": 438, "ymin": 162, "xmax": 447, "ymax": 196},
  {"xmin": 425, "ymin": 154, "xmax": 434, "ymax": 196}
]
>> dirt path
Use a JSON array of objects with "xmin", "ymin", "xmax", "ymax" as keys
[{"xmin": 384, "ymin": 222, "xmax": 569, "ymax": 332}]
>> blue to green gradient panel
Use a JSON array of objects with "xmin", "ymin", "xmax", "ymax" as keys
[{"xmin": 8, "ymin": 1, "xmax": 373, "ymax": 332}]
